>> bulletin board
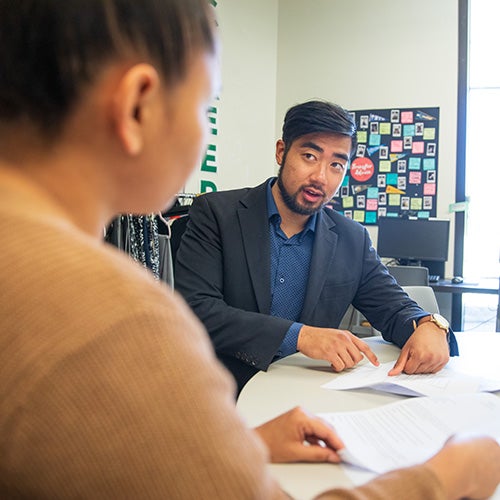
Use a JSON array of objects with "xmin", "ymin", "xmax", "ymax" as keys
[{"xmin": 333, "ymin": 107, "xmax": 439, "ymax": 225}]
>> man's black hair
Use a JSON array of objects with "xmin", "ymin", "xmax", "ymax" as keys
[{"xmin": 281, "ymin": 100, "xmax": 357, "ymax": 158}]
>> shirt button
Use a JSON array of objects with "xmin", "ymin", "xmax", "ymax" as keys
[{"xmin": 279, "ymin": 277, "xmax": 285, "ymax": 283}]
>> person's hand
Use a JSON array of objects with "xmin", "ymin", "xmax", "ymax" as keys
[
  {"xmin": 425, "ymin": 434, "xmax": 500, "ymax": 500},
  {"xmin": 253, "ymin": 406, "xmax": 344, "ymax": 463},
  {"xmin": 297, "ymin": 325, "xmax": 379, "ymax": 372},
  {"xmin": 388, "ymin": 321, "xmax": 449, "ymax": 376}
]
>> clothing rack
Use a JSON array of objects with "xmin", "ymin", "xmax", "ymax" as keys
[
  {"xmin": 176, "ymin": 192, "xmax": 198, "ymax": 201},
  {"xmin": 104, "ymin": 193, "xmax": 198, "ymax": 288},
  {"xmin": 162, "ymin": 193, "xmax": 197, "ymax": 218}
]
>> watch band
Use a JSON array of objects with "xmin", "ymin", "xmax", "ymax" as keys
[
  {"xmin": 422, "ymin": 314, "xmax": 449, "ymax": 331},
  {"xmin": 414, "ymin": 314, "xmax": 450, "ymax": 335}
]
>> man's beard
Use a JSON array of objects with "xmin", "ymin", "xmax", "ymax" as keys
[{"xmin": 276, "ymin": 166, "xmax": 327, "ymax": 216}]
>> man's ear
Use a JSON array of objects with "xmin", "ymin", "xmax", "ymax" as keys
[
  {"xmin": 112, "ymin": 63, "xmax": 160, "ymax": 156},
  {"xmin": 275, "ymin": 139, "xmax": 285, "ymax": 166}
]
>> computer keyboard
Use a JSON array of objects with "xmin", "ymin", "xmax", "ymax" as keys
[{"xmin": 429, "ymin": 275, "xmax": 440, "ymax": 283}]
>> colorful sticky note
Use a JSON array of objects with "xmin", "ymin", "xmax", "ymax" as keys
[
  {"xmin": 410, "ymin": 198, "xmax": 423, "ymax": 210},
  {"xmin": 353, "ymin": 210, "xmax": 365, "ymax": 223},
  {"xmin": 423, "ymin": 128, "xmax": 436, "ymax": 140},
  {"xmin": 409, "ymin": 171, "xmax": 422, "ymax": 184},
  {"xmin": 423, "ymin": 158, "xmax": 436, "ymax": 170},
  {"xmin": 401, "ymin": 111, "xmax": 414, "ymax": 124},
  {"xmin": 357, "ymin": 130, "xmax": 368, "ymax": 143},
  {"xmin": 379, "ymin": 160, "xmax": 391, "ymax": 172},
  {"xmin": 342, "ymin": 196, "xmax": 354, "ymax": 208},
  {"xmin": 403, "ymin": 124, "xmax": 415, "ymax": 137},
  {"xmin": 423, "ymin": 183, "xmax": 436, "ymax": 195},
  {"xmin": 417, "ymin": 211, "xmax": 431, "ymax": 218},
  {"xmin": 365, "ymin": 211, "xmax": 377, "ymax": 224},
  {"xmin": 366, "ymin": 199, "xmax": 378, "ymax": 211},
  {"xmin": 367, "ymin": 187, "xmax": 379, "ymax": 198},
  {"xmin": 391, "ymin": 140, "xmax": 403, "ymax": 153},
  {"xmin": 386, "ymin": 173, "xmax": 398, "ymax": 185},
  {"xmin": 409, "ymin": 157, "xmax": 421, "ymax": 170},
  {"xmin": 379, "ymin": 123, "xmax": 391, "ymax": 135},
  {"xmin": 412, "ymin": 141, "xmax": 425, "ymax": 154},
  {"xmin": 369, "ymin": 134, "xmax": 381, "ymax": 146},
  {"xmin": 388, "ymin": 194, "xmax": 401, "ymax": 206}
]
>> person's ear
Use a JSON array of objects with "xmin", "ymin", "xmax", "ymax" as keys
[
  {"xmin": 275, "ymin": 139, "xmax": 285, "ymax": 166},
  {"xmin": 112, "ymin": 63, "xmax": 160, "ymax": 156}
]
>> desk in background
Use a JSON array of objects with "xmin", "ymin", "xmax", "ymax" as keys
[
  {"xmin": 237, "ymin": 333, "xmax": 500, "ymax": 500},
  {"xmin": 430, "ymin": 278, "xmax": 499, "ymax": 331}
]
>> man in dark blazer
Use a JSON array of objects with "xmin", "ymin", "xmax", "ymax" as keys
[{"xmin": 175, "ymin": 100, "xmax": 458, "ymax": 393}]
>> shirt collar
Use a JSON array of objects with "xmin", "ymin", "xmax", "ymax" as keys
[
  {"xmin": 266, "ymin": 177, "xmax": 317, "ymax": 234},
  {"xmin": 266, "ymin": 178, "xmax": 280, "ymax": 220}
]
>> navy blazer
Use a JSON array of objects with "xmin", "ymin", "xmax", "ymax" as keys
[{"xmin": 175, "ymin": 179, "xmax": 455, "ymax": 392}]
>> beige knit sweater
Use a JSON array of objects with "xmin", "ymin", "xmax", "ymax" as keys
[{"xmin": 0, "ymin": 169, "xmax": 445, "ymax": 499}]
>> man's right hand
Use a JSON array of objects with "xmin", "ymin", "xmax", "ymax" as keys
[{"xmin": 297, "ymin": 325, "xmax": 379, "ymax": 371}]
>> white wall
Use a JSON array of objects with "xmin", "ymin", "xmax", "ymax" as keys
[
  {"xmin": 276, "ymin": 0, "xmax": 459, "ymax": 275},
  {"xmin": 184, "ymin": 0, "xmax": 279, "ymax": 193},
  {"xmin": 187, "ymin": 0, "xmax": 459, "ymax": 275}
]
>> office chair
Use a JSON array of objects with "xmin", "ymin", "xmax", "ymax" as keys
[
  {"xmin": 345, "ymin": 271, "xmax": 434, "ymax": 337},
  {"xmin": 340, "ymin": 305, "xmax": 373, "ymax": 337},
  {"xmin": 346, "ymin": 285, "xmax": 441, "ymax": 338},
  {"xmin": 387, "ymin": 265, "xmax": 429, "ymax": 286},
  {"xmin": 402, "ymin": 285, "xmax": 440, "ymax": 314}
]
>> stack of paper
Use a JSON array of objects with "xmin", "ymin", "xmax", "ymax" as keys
[
  {"xmin": 321, "ymin": 361, "xmax": 500, "ymax": 397},
  {"xmin": 318, "ymin": 393, "xmax": 500, "ymax": 474}
]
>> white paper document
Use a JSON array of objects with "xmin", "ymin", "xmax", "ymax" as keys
[
  {"xmin": 321, "ymin": 360, "xmax": 500, "ymax": 396},
  {"xmin": 319, "ymin": 393, "xmax": 500, "ymax": 474}
]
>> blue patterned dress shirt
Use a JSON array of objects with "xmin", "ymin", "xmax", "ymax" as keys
[{"xmin": 266, "ymin": 179, "xmax": 317, "ymax": 358}]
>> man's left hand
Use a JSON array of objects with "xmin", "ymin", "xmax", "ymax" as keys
[{"xmin": 388, "ymin": 321, "xmax": 450, "ymax": 376}]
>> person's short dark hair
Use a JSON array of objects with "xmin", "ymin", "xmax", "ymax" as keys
[
  {"xmin": 281, "ymin": 100, "xmax": 357, "ymax": 159},
  {"xmin": 0, "ymin": 0, "xmax": 216, "ymax": 140}
]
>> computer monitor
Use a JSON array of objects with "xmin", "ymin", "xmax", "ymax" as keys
[{"xmin": 376, "ymin": 216, "xmax": 450, "ymax": 264}]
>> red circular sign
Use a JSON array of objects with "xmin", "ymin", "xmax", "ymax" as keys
[{"xmin": 350, "ymin": 157, "xmax": 375, "ymax": 182}]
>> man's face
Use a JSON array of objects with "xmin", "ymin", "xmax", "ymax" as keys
[{"xmin": 275, "ymin": 132, "xmax": 352, "ymax": 216}]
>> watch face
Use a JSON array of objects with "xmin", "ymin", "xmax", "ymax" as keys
[{"xmin": 433, "ymin": 313, "xmax": 449, "ymax": 329}]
